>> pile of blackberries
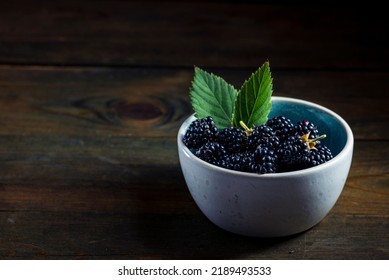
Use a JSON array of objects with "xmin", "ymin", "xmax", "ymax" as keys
[{"xmin": 182, "ymin": 116, "xmax": 333, "ymax": 174}]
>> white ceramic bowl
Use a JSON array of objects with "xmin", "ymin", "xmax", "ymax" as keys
[{"xmin": 177, "ymin": 96, "xmax": 354, "ymax": 237}]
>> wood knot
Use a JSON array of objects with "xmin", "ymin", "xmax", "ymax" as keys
[
  {"xmin": 70, "ymin": 95, "xmax": 191, "ymax": 130},
  {"xmin": 114, "ymin": 102, "xmax": 163, "ymax": 120}
]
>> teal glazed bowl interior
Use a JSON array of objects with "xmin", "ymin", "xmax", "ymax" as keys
[
  {"xmin": 177, "ymin": 96, "xmax": 354, "ymax": 237},
  {"xmin": 269, "ymin": 98, "xmax": 346, "ymax": 157}
]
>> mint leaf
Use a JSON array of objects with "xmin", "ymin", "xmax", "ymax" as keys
[
  {"xmin": 233, "ymin": 61, "xmax": 272, "ymax": 128},
  {"xmin": 190, "ymin": 67, "xmax": 238, "ymax": 129}
]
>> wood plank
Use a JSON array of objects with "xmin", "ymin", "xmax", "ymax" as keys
[
  {"xmin": 0, "ymin": 66, "xmax": 388, "ymax": 140},
  {"xmin": 0, "ymin": 136, "xmax": 387, "ymax": 259},
  {"xmin": 1, "ymin": 138, "xmax": 387, "ymax": 214},
  {"xmin": 0, "ymin": 1, "xmax": 387, "ymax": 69},
  {"xmin": 1, "ymin": 66, "xmax": 387, "ymax": 259},
  {"xmin": 0, "ymin": 211, "xmax": 387, "ymax": 259},
  {"xmin": 0, "ymin": 1, "xmax": 387, "ymax": 262}
]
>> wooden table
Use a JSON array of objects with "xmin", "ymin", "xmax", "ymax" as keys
[{"xmin": 0, "ymin": 1, "xmax": 388, "ymax": 259}]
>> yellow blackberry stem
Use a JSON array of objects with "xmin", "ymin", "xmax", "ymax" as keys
[
  {"xmin": 301, "ymin": 132, "xmax": 327, "ymax": 150},
  {"xmin": 239, "ymin": 121, "xmax": 253, "ymax": 135}
]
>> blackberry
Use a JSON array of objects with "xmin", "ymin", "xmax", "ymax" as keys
[
  {"xmin": 185, "ymin": 115, "xmax": 333, "ymax": 174},
  {"xmin": 183, "ymin": 116, "xmax": 218, "ymax": 149},
  {"xmin": 218, "ymin": 127, "xmax": 247, "ymax": 153},
  {"xmin": 277, "ymin": 134, "xmax": 309, "ymax": 171},
  {"xmin": 246, "ymin": 125, "xmax": 275, "ymax": 150},
  {"xmin": 255, "ymin": 135, "xmax": 280, "ymax": 151},
  {"xmin": 266, "ymin": 116, "xmax": 295, "ymax": 141},
  {"xmin": 225, "ymin": 151, "xmax": 252, "ymax": 172},
  {"xmin": 298, "ymin": 145, "xmax": 333, "ymax": 168},
  {"xmin": 195, "ymin": 142, "xmax": 227, "ymax": 167},
  {"xmin": 250, "ymin": 146, "xmax": 278, "ymax": 174},
  {"xmin": 294, "ymin": 120, "xmax": 320, "ymax": 140}
]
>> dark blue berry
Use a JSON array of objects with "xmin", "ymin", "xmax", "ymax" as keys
[
  {"xmin": 183, "ymin": 116, "xmax": 218, "ymax": 149},
  {"xmin": 298, "ymin": 145, "xmax": 333, "ymax": 168},
  {"xmin": 195, "ymin": 142, "xmax": 227, "ymax": 167},
  {"xmin": 266, "ymin": 116, "xmax": 295, "ymax": 141},
  {"xmin": 218, "ymin": 127, "xmax": 247, "ymax": 153},
  {"xmin": 250, "ymin": 146, "xmax": 278, "ymax": 174},
  {"xmin": 225, "ymin": 151, "xmax": 252, "ymax": 172},
  {"xmin": 294, "ymin": 120, "xmax": 320, "ymax": 140},
  {"xmin": 246, "ymin": 125, "xmax": 275, "ymax": 150},
  {"xmin": 277, "ymin": 134, "xmax": 309, "ymax": 171}
]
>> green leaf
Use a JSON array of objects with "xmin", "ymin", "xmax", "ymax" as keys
[
  {"xmin": 233, "ymin": 61, "xmax": 272, "ymax": 128},
  {"xmin": 190, "ymin": 67, "xmax": 238, "ymax": 129}
]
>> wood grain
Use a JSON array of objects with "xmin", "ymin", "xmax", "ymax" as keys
[
  {"xmin": 0, "ymin": 1, "xmax": 387, "ymax": 69},
  {"xmin": 0, "ymin": 1, "xmax": 388, "ymax": 260},
  {"xmin": 1, "ymin": 67, "xmax": 388, "ymax": 139},
  {"xmin": 0, "ymin": 212, "xmax": 387, "ymax": 260},
  {"xmin": 0, "ymin": 66, "xmax": 388, "ymax": 259}
]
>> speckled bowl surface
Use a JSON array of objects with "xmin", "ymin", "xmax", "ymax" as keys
[{"xmin": 177, "ymin": 96, "xmax": 354, "ymax": 237}]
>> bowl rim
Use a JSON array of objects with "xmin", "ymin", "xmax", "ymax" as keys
[{"xmin": 178, "ymin": 96, "xmax": 354, "ymax": 178}]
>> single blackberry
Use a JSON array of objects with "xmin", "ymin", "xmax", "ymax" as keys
[
  {"xmin": 298, "ymin": 145, "xmax": 333, "ymax": 168},
  {"xmin": 294, "ymin": 120, "xmax": 320, "ymax": 140},
  {"xmin": 246, "ymin": 125, "xmax": 275, "ymax": 150},
  {"xmin": 224, "ymin": 151, "xmax": 252, "ymax": 172},
  {"xmin": 195, "ymin": 142, "xmax": 227, "ymax": 167},
  {"xmin": 266, "ymin": 116, "xmax": 295, "ymax": 141},
  {"xmin": 218, "ymin": 127, "xmax": 247, "ymax": 153},
  {"xmin": 183, "ymin": 116, "xmax": 218, "ymax": 149},
  {"xmin": 250, "ymin": 146, "xmax": 279, "ymax": 174},
  {"xmin": 276, "ymin": 134, "xmax": 309, "ymax": 171},
  {"xmin": 255, "ymin": 135, "xmax": 280, "ymax": 151}
]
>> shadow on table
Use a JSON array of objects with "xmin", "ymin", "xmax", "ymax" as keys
[
  {"xmin": 127, "ymin": 165, "xmax": 302, "ymax": 260},
  {"xmin": 133, "ymin": 212, "xmax": 301, "ymax": 260}
]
